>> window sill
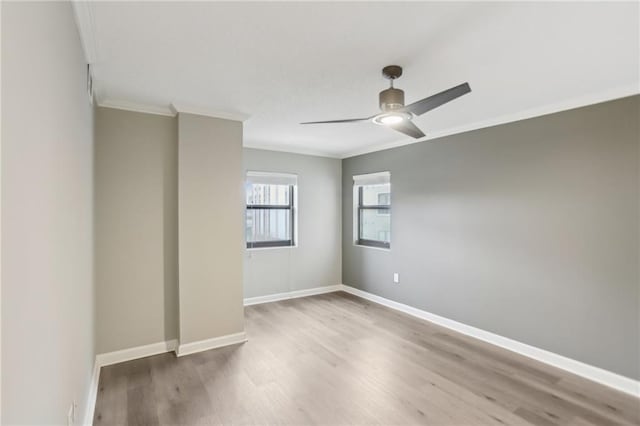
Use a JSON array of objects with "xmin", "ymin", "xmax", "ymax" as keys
[
  {"xmin": 246, "ymin": 245, "xmax": 297, "ymax": 252},
  {"xmin": 353, "ymin": 243, "xmax": 391, "ymax": 252}
]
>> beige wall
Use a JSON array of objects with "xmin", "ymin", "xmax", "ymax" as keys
[
  {"xmin": 95, "ymin": 107, "xmax": 178, "ymax": 353},
  {"xmin": 1, "ymin": 2, "xmax": 95, "ymax": 423},
  {"xmin": 178, "ymin": 113, "xmax": 245, "ymax": 344},
  {"xmin": 243, "ymin": 149, "xmax": 342, "ymax": 298},
  {"xmin": 95, "ymin": 108, "xmax": 245, "ymax": 352}
]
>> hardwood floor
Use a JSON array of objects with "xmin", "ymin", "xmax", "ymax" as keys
[{"xmin": 94, "ymin": 292, "xmax": 639, "ymax": 425}]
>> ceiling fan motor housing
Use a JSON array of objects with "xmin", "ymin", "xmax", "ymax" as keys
[{"xmin": 379, "ymin": 87, "xmax": 405, "ymax": 111}]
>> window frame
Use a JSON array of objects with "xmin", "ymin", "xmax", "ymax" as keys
[
  {"xmin": 356, "ymin": 185, "xmax": 391, "ymax": 249},
  {"xmin": 246, "ymin": 184, "xmax": 295, "ymax": 249}
]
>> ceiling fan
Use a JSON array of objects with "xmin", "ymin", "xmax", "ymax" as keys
[{"xmin": 301, "ymin": 65, "xmax": 471, "ymax": 139}]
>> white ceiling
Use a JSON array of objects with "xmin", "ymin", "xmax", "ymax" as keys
[{"xmin": 75, "ymin": 1, "xmax": 639, "ymax": 158}]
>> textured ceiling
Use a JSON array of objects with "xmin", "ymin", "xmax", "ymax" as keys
[{"xmin": 76, "ymin": 2, "xmax": 639, "ymax": 158}]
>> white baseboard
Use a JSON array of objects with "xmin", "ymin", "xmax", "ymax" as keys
[
  {"xmin": 82, "ymin": 285, "xmax": 638, "ymax": 425},
  {"xmin": 95, "ymin": 339, "xmax": 178, "ymax": 368},
  {"xmin": 339, "ymin": 284, "xmax": 640, "ymax": 397},
  {"xmin": 244, "ymin": 284, "xmax": 342, "ymax": 306},
  {"xmin": 85, "ymin": 334, "xmax": 246, "ymax": 424},
  {"xmin": 82, "ymin": 360, "xmax": 100, "ymax": 426},
  {"xmin": 86, "ymin": 338, "xmax": 179, "ymax": 425},
  {"xmin": 176, "ymin": 331, "xmax": 247, "ymax": 357}
]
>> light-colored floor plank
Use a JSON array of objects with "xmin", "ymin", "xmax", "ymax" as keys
[{"xmin": 94, "ymin": 292, "xmax": 639, "ymax": 425}]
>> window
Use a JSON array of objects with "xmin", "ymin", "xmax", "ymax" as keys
[
  {"xmin": 245, "ymin": 171, "xmax": 297, "ymax": 249},
  {"xmin": 354, "ymin": 172, "xmax": 391, "ymax": 249},
  {"xmin": 377, "ymin": 193, "xmax": 390, "ymax": 215}
]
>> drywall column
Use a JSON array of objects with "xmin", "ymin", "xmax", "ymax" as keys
[
  {"xmin": 177, "ymin": 113, "xmax": 245, "ymax": 355},
  {"xmin": 94, "ymin": 107, "xmax": 178, "ymax": 354}
]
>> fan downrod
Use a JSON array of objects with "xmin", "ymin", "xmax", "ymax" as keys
[{"xmin": 382, "ymin": 65, "xmax": 403, "ymax": 80}]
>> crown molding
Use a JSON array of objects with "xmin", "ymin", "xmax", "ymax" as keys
[
  {"xmin": 98, "ymin": 85, "xmax": 638, "ymax": 159},
  {"xmin": 97, "ymin": 99, "xmax": 176, "ymax": 117},
  {"xmin": 340, "ymin": 84, "xmax": 640, "ymax": 159},
  {"xmin": 96, "ymin": 99, "xmax": 255, "ymax": 122},
  {"xmin": 71, "ymin": 0, "xmax": 98, "ymax": 64},
  {"xmin": 243, "ymin": 142, "xmax": 342, "ymax": 159},
  {"xmin": 170, "ymin": 103, "xmax": 250, "ymax": 122}
]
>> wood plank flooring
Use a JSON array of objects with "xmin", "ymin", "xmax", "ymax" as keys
[{"xmin": 94, "ymin": 292, "xmax": 639, "ymax": 425}]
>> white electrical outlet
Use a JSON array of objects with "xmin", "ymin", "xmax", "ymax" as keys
[{"xmin": 393, "ymin": 273, "xmax": 399, "ymax": 283}]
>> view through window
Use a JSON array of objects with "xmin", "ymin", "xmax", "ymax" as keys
[
  {"xmin": 354, "ymin": 172, "xmax": 391, "ymax": 249},
  {"xmin": 246, "ymin": 172, "xmax": 297, "ymax": 248}
]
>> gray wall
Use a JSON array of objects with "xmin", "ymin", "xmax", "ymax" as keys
[
  {"xmin": 342, "ymin": 96, "xmax": 640, "ymax": 380},
  {"xmin": 243, "ymin": 149, "xmax": 342, "ymax": 298},
  {"xmin": 95, "ymin": 107, "xmax": 178, "ymax": 353},
  {"xmin": 178, "ymin": 113, "xmax": 245, "ymax": 345},
  {"xmin": 1, "ymin": 2, "xmax": 95, "ymax": 422}
]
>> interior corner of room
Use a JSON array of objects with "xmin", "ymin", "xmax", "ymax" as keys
[{"xmin": 1, "ymin": 1, "xmax": 639, "ymax": 425}]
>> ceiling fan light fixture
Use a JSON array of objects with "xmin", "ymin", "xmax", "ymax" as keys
[
  {"xmin": 380, "ymin": 115, "xmax": 404, "ymax": 125},
  {"xmin": 373, "ymin": 112, "xmax": 412, "ymax": 126},
  {"xmin": 300, "ymin": 65, "xmax": 471, "ymax": 140}
]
